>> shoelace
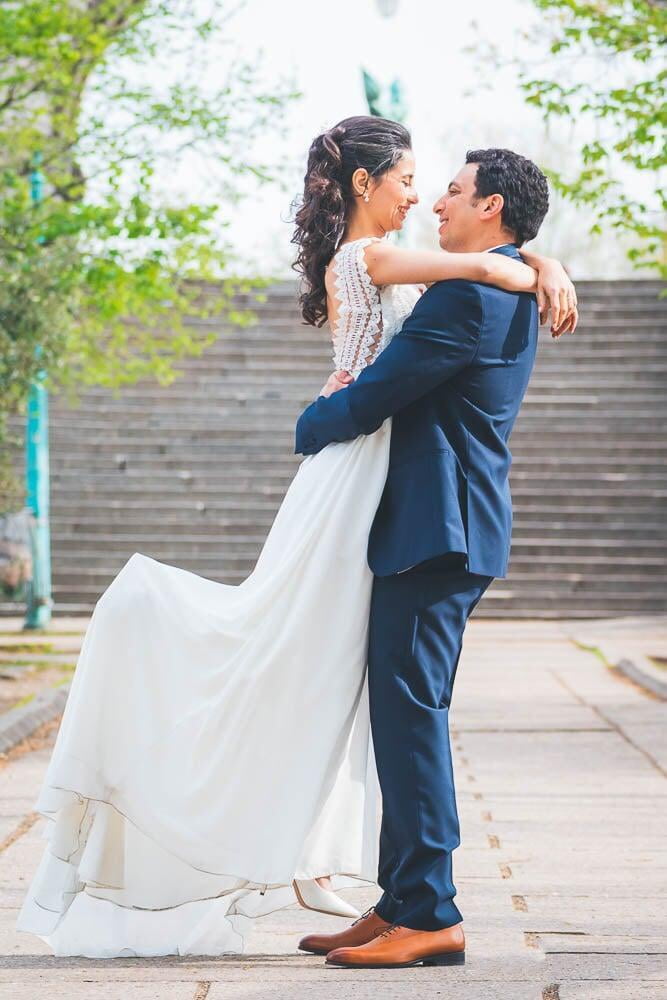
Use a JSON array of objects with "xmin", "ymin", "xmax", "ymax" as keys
[
  {"xmin": 351, "ymin": 906, "xmax": 375, "ymax": 927},
  {"xmin": 377, "ymin": 923, "xmax": 402, "ymax": 939}
]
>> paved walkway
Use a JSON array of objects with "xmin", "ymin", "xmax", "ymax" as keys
[{"xmin": 0, "ymin": 621, "xmax": 665, "ymax": 999}]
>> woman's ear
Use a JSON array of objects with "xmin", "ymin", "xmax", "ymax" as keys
[{"xmin": 351, "ymin": 167, "xmax": 370, "ymax": 198}]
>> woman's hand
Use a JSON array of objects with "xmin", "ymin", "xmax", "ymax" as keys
[
  {"xmin": 319, "ymin": 370, "xmax": 354, "ymax": 398},
  {"xmin": 522, "ymin": 254, "xmax": 578, "ymax": 337},
  {"xmin": 537, "ymin": 259, "xmax": 578, "ymax": 336}
]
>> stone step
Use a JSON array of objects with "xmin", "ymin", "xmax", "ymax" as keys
[
  {"xmin": 12, "ymin": 597, "xmax": 654, "ymax": 619},
  {"xmin": 139, "ymin": 327, "xmax": 667, "ymax": 350},
  {"xmin": 41, "ymin": 429, "xmax": 667, "ymax": 452},
  {"xmin": 39, "ymin": 394, "xmax": 667, "ymax": 422},
  {"xmin": 37, "ymin": 411, "xmax": 667, "ymax": 436},
  {"xmin": 47, "ymin": 512, "xmax": 665, "ymax": 533},
  {"xmin": 226, "ymin": 278, "xmax": 663, "ymax": 294},
  {"xmin": 70, "ymin": 367, "xmax": 667, "ymax": 386},
  {"xmin": 89, "ymin": 346, "xmax": 645, "ymax": 372},
  {"xmin": 48, "ymin": 511, "xmax": 666, "ymax": 537},
  {"xmin": 196, "ymin": 297, "xmax": 666, "ymax": 316},
  {"xmin": 44, "ymin": 492, "xmax": 667, "ymax": 514},
  {"xmin": 100, "ymin": 316, "xmax": 667, "ymax": 338},
  {"xmin": 215, "ymin": 281, "xmax": 662, "ymax": 303},
  {"xmin": 184, "ymin": 318, "xmax": 667, "ymax": 335},
  {"xmin": 38, "ymin": 482, "xmax": 642, "ymax": 503},
  {"xmin": 45, "ymin": 552, "xmax": 666, "ymax": 583},
  {"xmin": 144, "ymin": 364, "xmax": 667, "ymax": 380},
  {"xmin": 39, "ymin": 453, "xmax": 667, "ymax": 475},
  {"xmin": 46, "ymin": 455, "xmax": 667, "ymax": 477},
  {"xmin": 33, "ymin": 454, "xmax": 667, "ymax": 480},
  {"xmin": 40, "ymin": 582, "xmax": 667, "ymax": 613},
  {"xmin": 48, "ymin": 381, "xmax": 667, "ymax": 402},
  {"xmin": 126, "ymin": 348, "xmax": 667, "ymax": 370},
  {"xmin": 56, "ymin": 374, "xmax": 660, "ymax": 394},
  {"xmin": 45, "ymin": 491, "xmax": 666, "ymax": 517},
  {"xmin": 31, "ymin": 434, "xmax": 667, "ymax": 456},
  {"xmin": 191, "ymin": 305, "xmax": 667, "ymax": 327},
  {"xmin": 49, "ymin": 548, "xmax": 667, "ymax": 578},
  {"xmin": 44, "ymin": 388, "xmax": 664, "ymax": 413},
  {"xmin": 46, "ymin": 468, "xmax": 667, "ymax": 488},
  {"xmin": 39, "ymin": 575, "xmax": 667, "ymax": 602},
  {"xmin": 176, "ymin": 339, "xmax": 667, "ymax": 357},
  {"xmin": 50, "ymin": 365, "xmax": 663, "ymax": 387}
]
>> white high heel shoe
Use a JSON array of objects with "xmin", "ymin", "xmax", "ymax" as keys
[{"xmin": 292, "ymin": 878, "xmax": 361, "ymax": 919}]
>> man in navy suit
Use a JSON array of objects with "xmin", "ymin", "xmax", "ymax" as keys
[{"xmin": 296, "ymin": 149, "xmax": 575, "ymax": 969}]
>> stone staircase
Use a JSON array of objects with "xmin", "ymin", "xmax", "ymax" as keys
[{"xmin": 3, "ymin": 279, "xmax": 666, "ymax": 619}]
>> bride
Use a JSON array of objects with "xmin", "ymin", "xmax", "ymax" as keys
[{"xmin": 17, "ymin": 115, "xmax": 575, "ymax": 957}]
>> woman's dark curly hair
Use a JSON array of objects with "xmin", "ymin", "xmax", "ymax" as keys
[{"xmin": 291, "ymin": 115, "xmax": 412, "ymax": 327}]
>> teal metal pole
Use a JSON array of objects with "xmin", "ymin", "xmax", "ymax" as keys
[{"xmin": 24, "ymin": 152, "xmax": 52, "ymax": 629}]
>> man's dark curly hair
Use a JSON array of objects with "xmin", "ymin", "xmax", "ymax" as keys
[{"xmin": 465, "ymin": 148, "xmax": 549, "ymax": 246}]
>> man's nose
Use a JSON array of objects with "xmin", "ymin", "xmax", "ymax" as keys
[{"xmin": 433, "ymin": 195, "xmax": 446, "ymax": 214}]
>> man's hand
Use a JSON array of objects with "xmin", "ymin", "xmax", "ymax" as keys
[
  {"xmin": 535, "ymin": 258, "xmax": 578, "ymax": 338},
  {"xmin": 319, "ymin": 369, "xmax": 355, "ymax": 398}
]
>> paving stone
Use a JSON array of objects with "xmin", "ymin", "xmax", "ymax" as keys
[
  {"xmin": 2, "ymin": 984, "xmax": 194, "ymax": 999},
  {"xmin": 206, "ymin": 981, "xmax": 545, "ymax": 1000},
  {"xmin": 559, "ymin": 982, "xmax": 667, "ymax": 999},
  {"xmin": 536, "ymin": 932, "xmax": 667, "ymax": 953},
  {"xmin": 543, "ymin": 952, "xmax": 667, "ymax": 980}
]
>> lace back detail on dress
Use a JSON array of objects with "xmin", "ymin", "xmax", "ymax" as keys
[{"xmin": 329, "ymin": 238, "xmax": 383, "ymax": 378}]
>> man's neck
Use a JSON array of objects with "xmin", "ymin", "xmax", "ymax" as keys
[{"xmin": 453, "ymin": 232, "xmax": 515, "ymax": 253}]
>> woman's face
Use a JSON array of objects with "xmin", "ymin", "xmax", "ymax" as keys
[{"xmin": 368, "ymin": 150, "xmax": 418, "ymax": 233}]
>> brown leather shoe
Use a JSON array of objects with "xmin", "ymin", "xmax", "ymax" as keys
[
  {"xmin": 298, "ymin": 906, "xmax": 391, "ymax": 956},
  {"xmin": 325, "ymin": 921, "xmax": 465, "ymax": 968}
]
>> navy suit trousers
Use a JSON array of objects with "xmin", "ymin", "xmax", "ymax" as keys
[{"xmin": 368, "ymin": 553, "xmax": 493, "ymax": 930}]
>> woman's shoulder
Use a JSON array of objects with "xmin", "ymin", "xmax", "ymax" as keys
[
  {"xmin": 330, "ymin": 235, "xmax": 384, "ymax": 269},
  {"xmin": 326, "ymin": 236, "xmax": 385, "ymax": 293}
]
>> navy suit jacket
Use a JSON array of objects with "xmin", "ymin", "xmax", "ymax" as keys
[{"xmin": 294, "ymin": 244, "xmax": 539, "ymax": 579}]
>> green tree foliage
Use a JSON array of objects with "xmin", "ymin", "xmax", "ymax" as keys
[
  {"xmin": 518, "ymin": 0, "xmax": 666, "ymax": 273},
  {"xmin": 0, "ymin": 0, "xmax": 297, "ymax": 506}
]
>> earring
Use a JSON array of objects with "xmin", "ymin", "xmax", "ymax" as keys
[{"xmin": 363, "ymin": 192, "xmax": 370, "ymax": 203}]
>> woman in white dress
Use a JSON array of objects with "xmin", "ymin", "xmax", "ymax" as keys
[{"xmin": 17, "ymin": 116, "xmax": 575, "ymax": 957}]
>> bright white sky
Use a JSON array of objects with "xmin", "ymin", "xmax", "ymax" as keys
[{"xmin": 100, "ymin": 0, "xmax": 648, "ymax": 278}]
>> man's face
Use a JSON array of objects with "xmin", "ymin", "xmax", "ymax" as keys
[{"xmin": 432, "ymin": 163, "xmax": 481, "ymax": 251}]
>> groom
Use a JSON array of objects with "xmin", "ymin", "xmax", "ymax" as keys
[{"xmin": 295, "ymin": 149, "xmax": 570, "ymax": 969}]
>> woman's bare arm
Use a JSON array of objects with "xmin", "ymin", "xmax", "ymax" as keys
[
  {"xmin": 363, "ymin": 241, "xmax": 577, "ymax": 335},
  {"xmin": 364, "ymin": 241, "xmax": 536, "ymax": 291}
]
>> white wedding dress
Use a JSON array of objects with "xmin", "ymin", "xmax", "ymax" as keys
[{"xmin": 17, "ymin": 238, "xmax": 420, "ymax": 957}]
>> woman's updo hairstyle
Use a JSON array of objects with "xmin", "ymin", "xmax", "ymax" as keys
[{"xmin": 291, "ymin": 115, "xmax": 412, "ymax": 327}]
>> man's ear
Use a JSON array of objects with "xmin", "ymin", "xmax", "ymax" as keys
[{"xmin": 481, "ymin": 193, "xmax": 504, "ymax": 223}]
